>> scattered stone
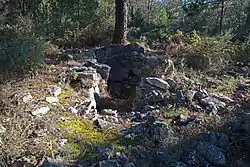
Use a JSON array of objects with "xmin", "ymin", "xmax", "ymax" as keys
[
  {"xmin": 196, "ymin": 142, "xmax": 226, "ymax": 165},
  {"xmin": 32, "ymin": 106, "xmax": 50, "ymax": 116},
  {"xmin": 139, "ymin": 82, "xmax": 170, "ymax": 104},
  {"xmin": 45, "ymin": 97, "xmax": 59, "ymax": 104},
  {"xmin": 98, "ymin": 145, "xmax": 115, "ymax": 160},
  {"xmin": 0, "ymin": 137, "xmax": 3, "ymax": 146},
  {"xmin": 45, "ymin": 86, "xmax": 62, "ymax": 96},
  {"xmin": 209, "ymin": 93, "xmax": 234, "ymax": 103},
  {"xmin": 85, "ymin": 50, "xmax": 96, "ymax": 59},
  {"xmin": 38, "ymin": 157, "xmax": 65, "ymax": 167},
  {"xmin": 197, "ymin": 132, "xmax": 229, "ymax": 151},
  {"xmin": 243, "ymin": 102, "xmax": 250, "ymax": 110},
  {"xmin": 165, "ymin": 78, "xmax": 177, "ymax": 91},
  {"xmin": 244, "ymin": 113, "xmax": 250, "ymax": 135},
  {"xmin": 180, "ymin": 114, "xmax": 188, "ymax": 123},
  {"xmin": 195, "ymin": 89, "xmax": 209, "ymax": 99},
  {"xmin": 0, "ymin": 124, "xmax": 6, "ymax": 134},
  {"xmin": 98, "ymin": 160, "xmax": 119, "ymax": 167},
  {"xmin": 61, "ymin": 53, "xmax": 73, "ymax": 61},
  {"xmin": 84, "ymin": 60, "xmax": 111, "ymax": 81},
  {"xmin": 22, "ymin": 93, "xmax": 33, "ymax": 103},
  {"xmin": 94, "ymin": 119, "xmax": 118, "ymax": 129},
  {"xmin": 182, "ymin": 150, "xmax": 204, "ymax": 166},
  {"xmin": 77, "ymin": 69, "xmax": 102, "ymax": 84},
  {"xmin": 10, "ymin": 92, "xmax": 33, "ymax": 105},
  {"xmin": 67, "ymin": 106, "xmax": 78, "ymax": 115},
  {"xmin": 134, "ymin": 159, "xmax": 150, "ymax": 167},
  {"xmin": 200, "ymin": 97, "xmax": 226, "ymax": 114},
  {"xmin": 116, "ymin": 152, "xmax": 129, "ymax": 164},
  {"xmin": 100, "ymin": 109, "xmax": 118, "ymax": 116},
  {"xmin": 166, "ymin": 161, "xmax": 187, "ymax": 167},
  {"xmin": 176, "ymin": 89, "xmax": 186, "ymax": 105},
  {"xmin": 11, "ymin": 159, "xmax": 25, "ymax": 167},
  {"xmin": 123, "ymin": 163, "xmax": 136, "ymax": 167},
  {"xmin": 145, "ymin": 77, "xmax": 170, "ymax": 90}
]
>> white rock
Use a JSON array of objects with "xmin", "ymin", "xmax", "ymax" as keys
[
  {"xmin": 0, "ymin": 137, "xmax": 3, "ymax": 146},
  {"xmin": 145, "ymin": 77, "xmax": 170, "ymax": 90},
  {"xmin": 22, "ymin": 93, "xmax": 33, "ymax": 103},
  {"xmin": 46, "ymin": 97, "xmax": 59, "ymax": 104},
  {"xmin": 45, "ymin": 86, "xmax": 62, "ymax": 96},
  {"xmin": 58, "ymin": 139, "xmax": 68, "ymax": 147},
  {"xmin": 0, "ymin": 124, "xmax": 6, "ymax": 134},
  {"xmin": 67, "ymin": 107, "xmax": 78, "ymax": 114},
  {"xmin": 32, "ymin": 107, "xmax": 50, "ymax": 116}
]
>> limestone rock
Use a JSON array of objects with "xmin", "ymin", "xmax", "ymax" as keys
[
  {"xmin": 145, "ymin": 77, "xmax": 170, "ymax": 90},
  {"xmin": 32, "ymin": 107, "xmax": 50, "ymax": 116},
  {"xmin": 0, "ymin": 124, "xmax": 6, "ymax": 135},
  {"xmin": 196, "ymin": 142, "xmax": 226, "ymax": 165},
  {"xmin": 45, "ymin": 86, "xmax": 61, "ymax": 97},
  {"xmin": 45, "ymin": 97, "xmax": 59, "ymax": 104},
  {"xmin": 99, "ymin": 160, "xmax": 119, "ymax": 167}
]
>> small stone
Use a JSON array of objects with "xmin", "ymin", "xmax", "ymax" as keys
[
  {"xmin": 22, "ymin": 93, "xmax": 33, "ymax": 103},
  {"xmin": 67, "ymin": 107, "xmax": 78, "ymax": 114},
  {"xmin": 176, "ymin": 89, "xmax": 186, "ymax": 105},
  {"xmin": 0, "ymin": 137, "xmax": 3, "ymax": 146},
  {"xmin": 123, "ymin": 163, "xmax": 136, "ymax": 167},
  {"xmin": 209, "ymin": 93, "xmax": 234, "ymax": 103},
  {"xmin": 180, "ymin": 114, "xmax": 188, "ymax": 122},
  {"xmin": 61, "ymin": 53, "xmax": 73, "ymax": 61},
  {"xmin": 85, "ymin": 50, "xmax": 96, "ymax": 59},
  {"xmin": 196, "ymin": 142, "xmax": 226, "ymax": 165},
  {"xmin": 0, "ymin": 124, "xmax": 6, "ymax": 134},
  {"xmin": 166, "ymin": 161, "xmax": 187, "ymax": 167},
  {"xmin": 116, "ymin": 152, "xmax": 129, "ymax": 164},
  {"xmin": 58, "ymin": 139, "xmax": 68, "ymax": 147},
  {"xmin": 32, "ymin": 107, "xmax": 50, "ymax": 116},
  {"xmin": 244, "ymin": 113, "xmax": 250, "ymax": 135},
  {"xmin": 39, "ymin": 157, "xmax": 64, "ymax": 167},
  {"xmin": 45, "ymin": 97, "xmax": 59, "ymax": 104},
  {"xmin": 145, "ymin": 77, "xmax": 170, "ymax": 90},
  {"xmin": 45, "ymin": 86, "xmax": 62, "ymax": 97},
  {"xmin": 124, "ymin": 134, "xmax": 133, "ymax": 139},
  {"xmin": 166, "ymin": 78, "xmax": 177, "ymax": 91},
  {"xmin": 94, "ymin": 119, "xmax": 118, "ymax": 129},
  {"xmin": 99, "ymin": 160, "xmax": 119, "ymax": 167},
  {"xmin": 195, "ymin": 89, "xmax": 209, "ymax": 99},
  {"xmin": 100, "ymin": 109, "xmax": 118, "ymax": 116},
  {"xmin": 200, "ymin": 96, "xmax": 226, "ymax": 114}
]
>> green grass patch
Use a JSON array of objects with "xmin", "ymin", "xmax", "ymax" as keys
[
  {"xmin": 208, "ymin": 77, "xmax": 238, "ymax": 96},
  {"xmin": 57, "ymin": 116, "xmax": 125, "ymax": 159},
  {"xmin": 162, "ymin": 107, "xmax": 189, "ymax": 118}
]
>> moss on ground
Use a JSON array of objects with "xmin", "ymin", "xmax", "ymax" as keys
[
  {"xmin": 57, "ymin": 116, "xmax": 125, "ymax": 159},
  {"xmin": 162, "ymin": 107, "xmax": 189, "ymax": 118}
]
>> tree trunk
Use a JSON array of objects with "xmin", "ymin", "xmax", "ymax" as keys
[
  {"xmin": 113, "ymin": 0, "xmax": 128, "ymax": 44},
  {"xmin": 219, "ymin": 0, "xmax": 224, "ymax": 34}
]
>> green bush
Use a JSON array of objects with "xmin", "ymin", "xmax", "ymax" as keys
[
  {"xmin": 0, "ymin": 22, "xmax": 44, "ymax": 72},
  {"xmin": 166, "ymin": 30, "xmax": 242, "ymax": 71}
]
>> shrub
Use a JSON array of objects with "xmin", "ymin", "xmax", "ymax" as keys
[
  {"xmin": 165, "ymin": 30, "xmax": 241, "ymax": 72},
  {"xmin": 0, "ymin": 18, "xmax": 44, "ymax": 72}
]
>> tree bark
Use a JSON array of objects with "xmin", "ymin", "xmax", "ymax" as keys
[
  {"xmin": 113, "ymin": 0, "xmax": 128, "ymax": 44},
  {"xmin": 219, "ymin": 0, "xmax": 224, "ymax": 34}
]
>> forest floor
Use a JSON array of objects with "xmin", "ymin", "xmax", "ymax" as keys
[{"xmin": 0, "ymin": 44, "xmax": 250, "ymax": 167}]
